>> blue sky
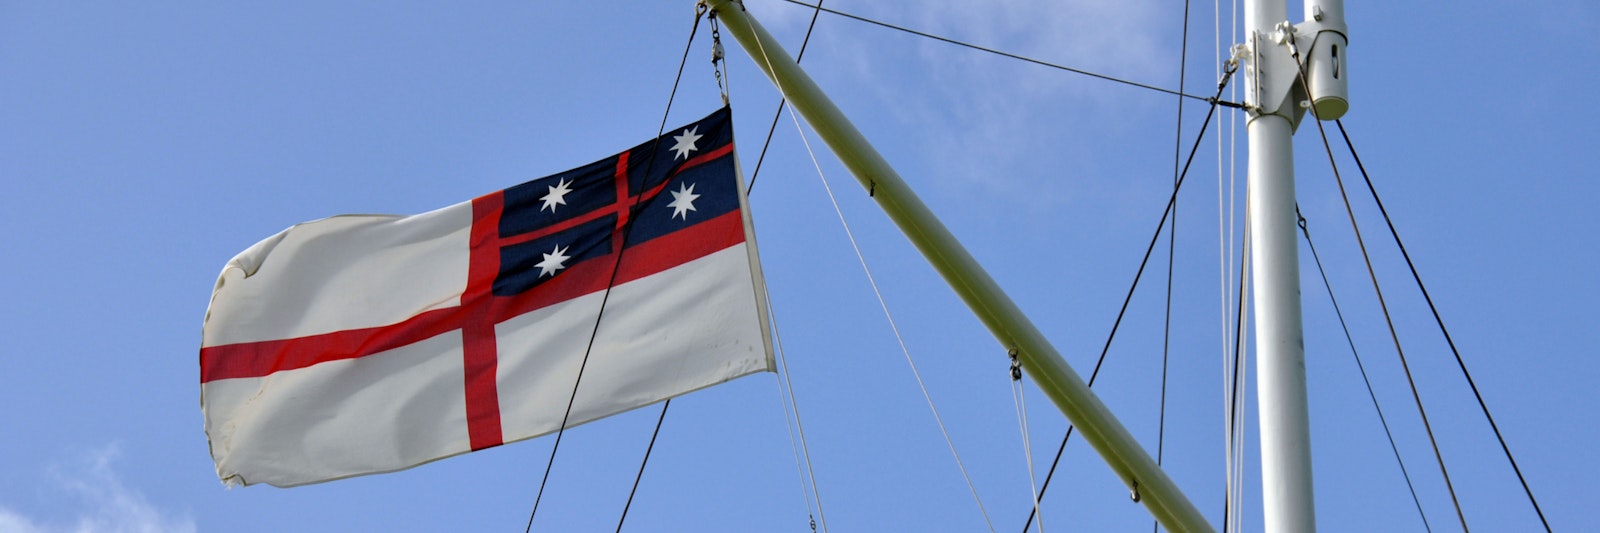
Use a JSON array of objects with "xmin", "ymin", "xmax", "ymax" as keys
[{"xmin": 2, "ymin": 1, "xmax": 1597, "ymax": 531}]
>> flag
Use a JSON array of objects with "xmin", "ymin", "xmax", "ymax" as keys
[{"xmin": 199, "ymin": 107, "xmax": 773, "ymax": 488}]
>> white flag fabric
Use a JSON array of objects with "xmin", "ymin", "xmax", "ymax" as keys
[{"xmin": 200, "ymin": 108, "xmax": 772, "ymax": 487}]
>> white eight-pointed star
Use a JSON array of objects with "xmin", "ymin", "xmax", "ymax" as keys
[
  {"xmin": 539, "ymin": 178, "xmax": 573, "ymax": 213},
  {"xmin": 534, "ymin": 244, "xmax": 571, "ymax": 278},
  {"xmin": 667, "ymin": 182, "xmax": 701, "ymax": 220},
  {"xmin": 670, "ymin": 126, "xmax": 702, "ymax": 160}
]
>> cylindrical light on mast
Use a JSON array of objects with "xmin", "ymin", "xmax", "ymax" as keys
[{"xmin": 1304, "ymin": 0, "xmax": 1349, "ymax": 120}]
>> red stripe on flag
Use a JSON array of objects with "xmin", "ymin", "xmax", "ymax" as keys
[
  {"xmin": 616, "ymin": 210, "xmax": 744, "ymax": 286},
  {"xmin": 497, "ymin": 203, "xmax": 617, "ymax": 249},
  {"xmin": 679, "ymin": 143, "xmax": 732, "ymax": 173},
  {"xmin": 613, "ymin": 152, "xmax": 632, "ymax": 258},
  {"xmin": 490, "ymin": 210, "xmax": 747, "ymax": 320},
  {"xmin": 198, "ymin": 306, "xmax": 466, "ymax": 382},
  {"xmin": 463, "ymin": 193, "xmax": 506, "ymax": 450}
]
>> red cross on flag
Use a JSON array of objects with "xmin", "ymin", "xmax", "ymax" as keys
[{"xmin": 199, "ymin": 108, "xmax": 773, "ymax": 488}]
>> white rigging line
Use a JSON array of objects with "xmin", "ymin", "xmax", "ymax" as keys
[
  {"xmin": 1233, "ymin": 272, "xmax": 1249, "ymax": 533},
  {"xmin": 766, "ymin": 283, "xmax": 831, "ymax": 533},
  {"xmin": 778, "ymin": 101, "xmax": 998, "ymax": 533},
  {"xmin": 1228, "ymin": 0, "xmax": 1243, "ymax": 529},
  {"xmin": 740, "ymin": 17, "xmax": 997, "ymax": 530},
  {"xmin": 1219, "ymin": 207, "xmax": 1251, "ymax": 533},
  {"xmin": 1213, "ymin": 0, "xmax": 1247, "ymax": 530},
  {"xmin": 715, "ymin": 27, "xmax": 827, "ymax": 530},
  {"xmin": 1214, "ymin": 0, "xmax": 1233, "ymax": 529},
  {"xmin": 1212, "ymin": 2, "xmax": 1233, "ymax": 527},
  {"xmin": 1009, "ymin": 353, "xmax": 1046, "ymax": 533},
  {"xmin": 1212, "ymin": 0, "xmax": 1222, "ymax": 353}
]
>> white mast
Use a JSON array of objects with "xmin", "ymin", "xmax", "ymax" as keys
[{"xmin": 1244, "ymin": 0, "xmax": 1346, "ymax": 529}]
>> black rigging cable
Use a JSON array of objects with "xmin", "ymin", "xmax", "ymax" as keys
[
  {"xmin": 747, "ymin": 0, "xmax": 827, "ymax": 193},
  {"xmin": 522, "ymin": 9, "xmax": 704, "ymax": 532},
  {"xmin": 1020, "ymin": 61, "xmax": 1238, "ymax": 533},
  {"xmin": 771, "ymin": 0, "xmax": 1239, "ymax": 107},
  {"xmin": 1152, "ymin": 0, "xmax": 1192, "ymax": 530},
  {"xmin": 1286, "ymin": 46, "xmax": 1471, "ymax": 531},
  {"xmin": 1334, "ymin": 120, "xmax": 1553, "ymax": 532},
  {"xmin": 615, "ymin": 399, "xmax": 672, "ymax": 532},
  {"xmin": 1296, "ymin": 208, "xmax": 1433, "ymax": 532},
  {"xmin": 1221, "ymin": 203, "xmax": 1249, "ymax": 533}
]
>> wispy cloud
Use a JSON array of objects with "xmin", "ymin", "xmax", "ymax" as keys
[
  {"xmin": 737, "ymin": 0, "xmax": 1188, "ymax": 215},
  {"xmin": 0, "ymin": 445, "xmax": 196, "ymax": 533}
]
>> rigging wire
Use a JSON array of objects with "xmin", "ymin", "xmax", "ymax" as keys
[
  {"xmin": 1280, "ymin": 44, "xmax": 1478, "ymax": 528},
  {"xmin": 1222, "ymin": 202, "xmax": 1250, "ymax": 533},
  {"xmin": 1295, "ymin": 209, "xmax": 1434, "ymax": 532},
  {"xmin": 746, "ymin": 0, "xmax": 828, "ymax": 194},
  {"xmin": 1020, "ymin": 61, "xmax": 1239, "ymax": 533},
  {"xmin": 522, "ymin": 9, "xmax": 704, "ymax": 531},
  {"xmin": 1009, "ymin": 350, "xmax": 1046, "ymax": 533},
  {"xmin": 740, "ymin": 10, "xmax": 999, "ymax": 528},
  {"xmin": 1224, "ymin": 5, "xmax": 1242, "ymax": 530},
  {"xmin": 615, "ymin": 399, "xmax": 672, "ymax": 532},
  {"xmin": 1153, "ymin": 1, "xmax": 1194, "ymax": 530},
  {"xmin": 1203, "ymin": 4, "xmax": 1228, "ymax": 528},
  {"xmin": 712, "ymin": 14, "xmax": 732, "ymax": 105},
  {"xmin": 771, "ymin": 0, "xmax": 1239, "ymax": 107},
  {"xmin": 766, "ymin": 283, "xmax": 831, "ymax": 533},
  {"xmin": 1334, "ymin": 120, "xmax": 1553, "ymax": 532},
  {"xmin": 1217, "ymin": 3, "xmax": 1243, "ymax": 531},
  {"xmin": 716, "ymin": 30, "xmax": 829, "ymax": 530},
  {"xmin": 1212, "ymin": 0, "xmax": 1226, "ymax": 369},
  {"xmin": 1285, "ymin": 45, "xmax": 1471, "ymax": 532},
  {"xmin": 780, "ymin": 98, "xmax": 998, "ymax": 532},
  {"xmin": 615, "ymin": 12, "xmax": 742, "ymax": 530},
  {"xmin": 719, "ymin": 30, "xmax": 840, "ymax": 532}
]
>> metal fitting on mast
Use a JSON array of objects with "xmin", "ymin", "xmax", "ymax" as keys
[
  {"xmin": 1244, "ymin": 22, "xmax": 1308, "ymax": 129},
  {"xmin": 1243, "ymin": 0, "xmax": 1350, "ymax": 128}
]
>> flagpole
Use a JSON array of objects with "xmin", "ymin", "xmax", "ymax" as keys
[
  {"xmin": 703, "ymin": 1, "xmax": 1213, "ymax": 531},
  {"xmin": 1242, "ymin": 0, "xmax": 1346, "ymax": 528}
]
